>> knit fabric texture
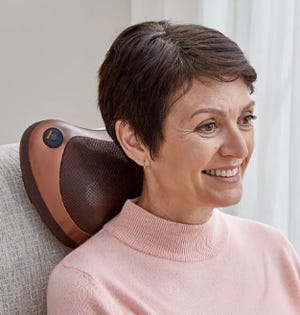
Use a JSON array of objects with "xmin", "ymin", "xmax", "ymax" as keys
[
  {"xmin": 47, "ymin": 198, "xmax": 300, "ymax": 315},
  {"xmin": 0, "ymin": 143, "xmax": 71, "ymax": 315}
]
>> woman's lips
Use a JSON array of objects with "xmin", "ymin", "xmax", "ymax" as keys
[{"xmin": 202, "ymin": 168, "xmax": 241, "ymax": 183}]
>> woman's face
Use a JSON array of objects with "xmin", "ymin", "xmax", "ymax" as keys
[{"xmin": 141, "ymin": 77, "xmax": 255, "ymax": 220}]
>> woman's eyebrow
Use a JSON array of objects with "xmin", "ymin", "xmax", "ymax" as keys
[
  {"xmin": 241, "ymin": 100, "xmax": 255, "ymax": 112},
  {"xmin": 190, "ymin": 100, "xmax": 255, "ymax": 119}
]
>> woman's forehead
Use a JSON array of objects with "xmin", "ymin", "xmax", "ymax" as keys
[{"xmin": 170, "ymin": 78, "xmax": 253, "ymax": 119}]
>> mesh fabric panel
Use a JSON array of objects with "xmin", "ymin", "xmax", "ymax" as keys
[{"xmin": 60, "ymin": 136, "xmax": 143, "ymax": 235}]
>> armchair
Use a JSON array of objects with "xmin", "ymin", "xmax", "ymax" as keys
[{"xmin": 0, "ymin": 143, "xmax": 71, "ymax": 315}]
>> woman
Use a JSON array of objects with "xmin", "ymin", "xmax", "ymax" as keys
[{"xmin": 47, "ymin": 21, "xmax": 300, "ymax": 314}]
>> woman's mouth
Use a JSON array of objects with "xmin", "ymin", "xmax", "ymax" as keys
[
  {"xmin": 202, "ymin": 167, "xmax": 239, "ymax": 177},
  {"xmin": 202, "ymin": 167, "xmax": 241, "ymax": 183}
]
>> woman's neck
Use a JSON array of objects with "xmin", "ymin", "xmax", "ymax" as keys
[{"xmin": 136, "ymin": 188, "xmax": 214, "ymax": 225}]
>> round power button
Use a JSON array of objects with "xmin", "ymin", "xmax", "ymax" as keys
[{"xmin": 43, "ymin": 128, "xmax": 63, "ymax": 148}]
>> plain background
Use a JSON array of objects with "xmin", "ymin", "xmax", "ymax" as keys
[{"xmin": 0, "ymin": 0, "xmax": 131, "ymax": 144}]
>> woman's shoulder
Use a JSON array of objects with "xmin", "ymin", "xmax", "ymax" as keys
[
  {"xmin": 47, "ymin": 230, "xmax": 122, "ymax": 314},
  {"xmin": 221, "ymin": 210, "xmax": 298, "ymax": 257},
  {"xmin": 222, "ymin": 210, "xmax": 281, "ymax": 234},
  {"xmin": 50, "ymin": 227, "xmax": 123, "ymax": 281}
]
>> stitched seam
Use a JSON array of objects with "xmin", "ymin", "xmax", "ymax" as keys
[{"xmin": 61, "ymin": 262, "xmax": 99, "ymax": 289}]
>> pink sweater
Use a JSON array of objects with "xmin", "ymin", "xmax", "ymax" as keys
[{"xmin": 47, "ymin": 199, "xmax": 300, "ymax": 314}]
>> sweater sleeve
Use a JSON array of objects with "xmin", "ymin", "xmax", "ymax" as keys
[
  {"xmin": 276, "ymin": 231, "xmax": 300, "ymax": 295},
  {"xmin": 282, "ymin": 234, "xmax": 300, "ymax": 282},
  {"xmin": 47, "ymin": 263, "xmax": 117, "ymax": 315}
]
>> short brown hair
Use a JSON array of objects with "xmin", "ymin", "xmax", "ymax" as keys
[{"xmin": 98, "ymin": 20, "xmax": 257, "ymax": 159}]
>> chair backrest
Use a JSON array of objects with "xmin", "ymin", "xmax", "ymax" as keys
[{"xmin": 0, "ymin": 143, "xmax": 71, "ymax": 315}]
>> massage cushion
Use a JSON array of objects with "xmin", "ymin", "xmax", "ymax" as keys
[{"xmin": 19, "ymin": 120, "xmax": 143, "ymax": 248}]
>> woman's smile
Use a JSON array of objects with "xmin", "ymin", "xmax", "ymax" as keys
[{"xmin": 202, "ymin": 167, "xmax": 241, "ymax": 183}]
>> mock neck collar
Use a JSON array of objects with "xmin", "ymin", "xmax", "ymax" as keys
[{"xmin": 103, "ymin": 198, "xmax": 228, "ymax": 262}]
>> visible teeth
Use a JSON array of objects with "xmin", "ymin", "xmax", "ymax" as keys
[
  {"xmin": 204, "ymin": 168, "xmax": 239, "ymax": 177},
  {"xmin": 232, "ymin": 168, "xmax": 238, "ymax": 176}
]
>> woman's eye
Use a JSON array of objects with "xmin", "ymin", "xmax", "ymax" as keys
[
  {"xmin": 239, "ymin": 114, "xmax": 257, "ymax": 128},
  {"xmin": 196, "ymin": 122, "xmax": 217, "ymax": 134}
]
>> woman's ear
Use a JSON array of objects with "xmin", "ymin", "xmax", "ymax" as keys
[{"xmin": 115, "ymin": 120, "xmax": 150, "ymax": 167}]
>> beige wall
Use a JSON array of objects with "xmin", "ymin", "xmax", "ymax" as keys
[
  {"xmin": 131, "ymin": 0, "xmax": 199, "ymax": 24},
  {"xmin": 0, "ymin": 0, "xmax": 131, "ymax": 144}
]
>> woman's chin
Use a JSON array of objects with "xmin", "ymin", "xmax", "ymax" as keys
[
  {"xmin": 221, "ymin": 195, "xmax": 242, "ymax": 207},
  {"xmin": 219, "ymin": 197, "xmax": 241, "ymax": 208},
  {"xmin": 210, "ymin": 188, "xmax": 243, "ymax": 208}
]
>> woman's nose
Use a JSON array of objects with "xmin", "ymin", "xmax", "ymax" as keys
[{"xmin": 219, "ymin": 127, "xmax": 249, "ymax": 158}]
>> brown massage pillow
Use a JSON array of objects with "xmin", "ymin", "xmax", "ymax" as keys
[{"xmin": 19, "ymin": 120, "xmax": 143, "ymax": 248}]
